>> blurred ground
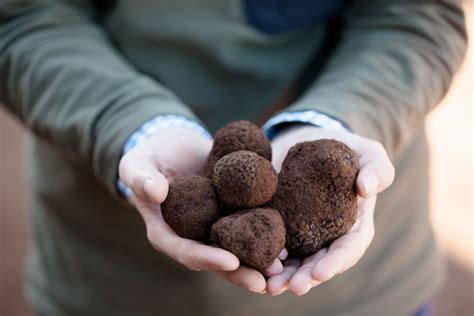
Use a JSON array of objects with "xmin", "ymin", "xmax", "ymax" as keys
[{"xmin": 1, "ymin": 4, "xmax": 473, "ymax": 316}]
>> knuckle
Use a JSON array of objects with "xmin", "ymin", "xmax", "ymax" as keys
[
  {"xmin": 175, "ymin": 243, "xmax": 201, "ymax": 270},
  {"xmin": 146, "ymin": 227, "xmax": 162, "ymax": 249},
  {"xmin": 146, "ymin": 229, "xmax": 162, "ymax": 253},
  {"xmin": 130, "ymin": 176, "xmax": 147, "ymax": 197},
  {"xmin": 146, "ymin": 226, "xmax": 155, "ymax": 243},
  {"xmin": 380, "ymin": 162, "xmax": 396, "ymax": 189},
  {"xmin": 368, "ymin": 228, "xmax": 375, "ymax": 241},
  {"xmin": 388, "ymin": 163, "xmax": 396, "ymax": 181},
  {"xmin": 190, "ymin": 253, "xmax": 208, "ymax": 271},
  {"xmin": 179, "ymin": 254, "xmax": 202, "ymax": 271},
  {"xmin": 119, "ymin": 153, "xmax": 135, "ymax": 171},
  {"xmin": 118, "ymin": 156, "xmax": 132, "ymax": 180},
  {"xmin": 131, "ymin": 174, "xmax": 144, "ymax": 188},
  {"xmin": 365, "ymin": 226, "xmax": 375, "ymax": 244}
]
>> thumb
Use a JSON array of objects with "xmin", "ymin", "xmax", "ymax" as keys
[
  {"xmin": 356, "ymin": 141, "xmax": 395, "ymax": 198},
  {"xmin": 119, "ymin": 158, "xmax": 169, "ymax": 204}
]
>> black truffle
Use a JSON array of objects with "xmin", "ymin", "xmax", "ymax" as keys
[
  {"xmin": 270, "ymin": 139, "xmax": 359, "ymax": 258},
  {"xmin": 211, "ymin": 208, "xmax": 286, "ymax": 271},
  {"xmin": 203, "ymin": 120, "xmax": 272, "ymax": 177},
  {"xmin": 213, "ymin": 150, "xmax": 277, "ymax": 209},
  {"xmin": 161, "ymin": 176, "xmax": 222, "ymax": 241}
]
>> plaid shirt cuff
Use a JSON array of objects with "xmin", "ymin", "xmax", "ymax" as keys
[{"xmin": 117, "ymin": 115, "xmax": 211, "ymax": 199}]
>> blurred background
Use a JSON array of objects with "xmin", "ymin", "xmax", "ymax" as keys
[{"xmin": 1, "ymin": 3, "xmax": 473, "ymax": 316}]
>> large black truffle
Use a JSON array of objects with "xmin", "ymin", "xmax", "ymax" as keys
[
  {"xmin": 270, "ymin": 139, "xmax": 359, "ymax": 258},
  {"xmin": 203, "ymin": 120, "xmax": 272, "ymax": 177},
  {"xmin": 211, "ymin": 208, "xmax": 286, "ymax": 271},
  {"xmin": 161, "ymin": 176, "xmax": 222, "ymax": 241},
  {"xmin": 213, "ymin": 150, "xmax": 277, "ymax": 209}
]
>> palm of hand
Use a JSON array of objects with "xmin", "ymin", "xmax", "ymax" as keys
[
  {"xmin": 118, "ymin": 126, "xmax": 286, "ymax": 293},
  {"xmin": 266, "ymin": 126, "xmax": 394, "ymax": 296}
]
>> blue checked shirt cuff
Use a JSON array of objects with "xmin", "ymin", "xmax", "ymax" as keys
[
  {"xmin": 261, "ymin": 110, "xmax": 348, "ymax": 140},
  {"xmin": 117, "ymin": 115, "xmax": 212, "ymax": 199}
]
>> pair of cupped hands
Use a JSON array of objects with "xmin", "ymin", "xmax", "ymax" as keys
[{"xmin": 119, "ymin": 124, "xmax": 394, "ymax": 296}]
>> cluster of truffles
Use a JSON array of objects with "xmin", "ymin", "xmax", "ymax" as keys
[
  {"xmin": 162, "ymin": 120, "xmax": 283, "ymax": 271},
  {"xmin": 161, "ymin": 120, "xmax": 359, "ymax": 271}
]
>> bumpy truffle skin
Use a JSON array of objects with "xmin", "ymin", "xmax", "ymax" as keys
[
  {"xmin": 161, "ymin": 176, "xmax": 222, "ymax": 241},
  {"xmin": 213, "ymin": 150, "xmax": 277, "ymax": 209},
  {"xmin": 211, "ymin": 208, "xmax": 286, "ymax": 271},
  {"xmin": 270, "ymin": 139, "xmax": 359, "ymax": 258},
  {"xmin": 203, "ymin": 120, "xmax": 272, "ymax": 177}
]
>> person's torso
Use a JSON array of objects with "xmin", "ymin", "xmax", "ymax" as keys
[
  {"xmin": 102, "ymin": 0, "xmax": 346, "ymax": 131},
  {"xmin": 26, "ymin": 2, "xmax": 442, "ymax": 315}
]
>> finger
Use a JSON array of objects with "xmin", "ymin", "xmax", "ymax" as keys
[
  {"xmin": 264, "ymin": 258, "xmax": 284, "ymax": 277},
  {"xmin": 140, "ymin": 201, "xmax": 239, "ymax": 271},
  {"xmin": 266, "ymin": 259, "xmax": 300, "ymax": 296},
  {"xmin": 144, "ymin": 173, "xmax": 169, "ymax": 204},
  {"xmin": 278, "ymin": 249, "xmax": 288, "ymax": 261},
  {"xmin": 119, "ymin": 157, "xmax": 169, "ymax": 203},
  {"xmin": 217, "ymin": 266, "xmax": 267, "ymax": 293},
  {"xmin": 312, "ymin": 196, "xmax": 376, "ymax": 282},
  {"xmin": 288, "ymin": 249, "xmax": 327, "ymax": 296},
  {"xmin": 356, "ymin": 141, "xmax": 395, "ymax": 197},
  {"xmin": 173, "ymin": 241, "xmax": 240, "ymax": 272}
]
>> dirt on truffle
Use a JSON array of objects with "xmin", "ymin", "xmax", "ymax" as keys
[
  {"xmin": 213, "ymin": 150, "xmax": 277, "ymax": 209},
  {"xmin": 203, "ymin": 120, "xmax": 272, "ymax": 177},
  {"xmin": 161, "ymin": 176, "xmax": 222, "ymax": 241},
  {"xmin": 270, "ymin": 139, "xmax": 359, "ymax": 258},
  {"xmin": 211, "ymin": 208, "xmax": 286, "ymax": 271}
]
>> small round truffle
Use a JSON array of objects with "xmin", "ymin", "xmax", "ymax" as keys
[
  {"xmin": 211, "ymin": 208, "xmax": 286, "ymax": 271},
  {"xmin": 161, "ymin": 176, "xmax": 222, "ymax": 241},
  {"xmin": 203, "ymin": 120, "xmax": 272, "ymax": 177},
  {"xmin": 213, "ymin": 150, "xmax": 277, "ymax": 209},
  {"xmin": 270, "ymin": 139, "xmax": 359, "ymax": 258}
]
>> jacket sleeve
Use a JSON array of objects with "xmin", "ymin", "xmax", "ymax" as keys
[
  {"xmin": 0, "ymin": 0, "xmax": 200, "ymax": 196},
  {"xmin": 282, "ymin": 0, "xmax": 467, "ymax": 158}
]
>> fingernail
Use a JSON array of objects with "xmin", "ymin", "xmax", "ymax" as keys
[
  {"xmin": 322, "ymin": 274, "xmax": 334, "ymax": 282},
  {"xmin": 248, "ymin": 283, "xmax": 265, "ymax": 293},
  {"xmin": 363, "ymin": 172, "xmax": 378, "ymax": 196},
  {"xmin": 144, "ymin": 179, "xmax": 155, "ymax": 199},
  {"xmin": 271, "ymin": 285, "xmax": 288, "ymax": 296},
  {"xmin": 317, "ymin": 274, "xmax": 334, "ymax": 283},
  {"xmin": 260, "ymin": 290, "xmax": 267, "ymax": 295},
  {"xmin": 249, "ymin": 287, "xmax": 263, "ymax": 293},
  {"xmin": 299, "ymin": 284, "xmax": 312, "ymax": 296},
  {"xmin": 278, "ymin": 249, "xmax": 288, "ymax": 260}
]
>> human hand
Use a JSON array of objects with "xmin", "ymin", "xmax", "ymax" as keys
[
  {"xmin": 118, "ymin": 126, "xmax": 285, "ymax": 293},
  {"xmin": 266, "ymin": 125, "xmax": 395, "ymax": 296}
]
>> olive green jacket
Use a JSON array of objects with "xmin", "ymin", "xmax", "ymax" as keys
[{"xmin": 0, "ymin": 0, "xmax": 467, "ymax": 315}]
